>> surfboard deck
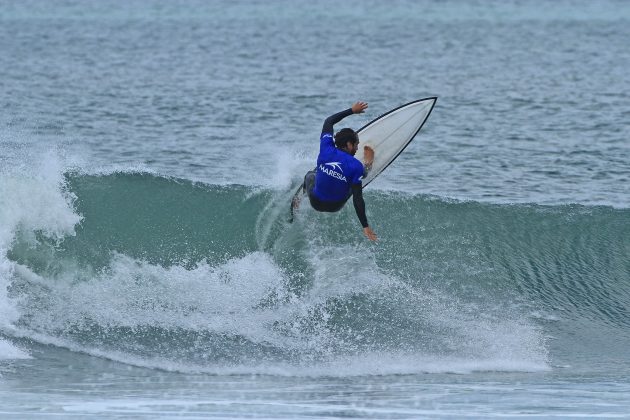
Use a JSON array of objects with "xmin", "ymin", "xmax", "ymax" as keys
[{"xmin": 289, "ymin": 97, "xmax": 437, "ymax": 222}]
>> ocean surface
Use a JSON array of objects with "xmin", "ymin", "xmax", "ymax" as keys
[{"xmin": 1, "ymin": 0, "xmax": 630, "ymax": 418}]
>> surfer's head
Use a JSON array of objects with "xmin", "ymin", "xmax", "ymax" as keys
[{"xmin": 335, "ymin": 128, "xmax": 359, "ymax": 155}]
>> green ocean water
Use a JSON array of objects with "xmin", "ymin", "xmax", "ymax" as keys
[{"xmin": 2, "ymin": 172, "xmax": 629, "ymax": 417}]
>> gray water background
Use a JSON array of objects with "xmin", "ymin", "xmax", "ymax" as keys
[
  {"xmin": 2, "ymin": 0, "xmax": 629, "ymax": 205},
  {"xmin": 2, "ymin": 0, "xmax": 630, "ymax": 418}
]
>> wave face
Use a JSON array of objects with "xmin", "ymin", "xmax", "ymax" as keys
[{"xmin": 2, "ymin": 170, "xmax": 629, "ymax": 375}]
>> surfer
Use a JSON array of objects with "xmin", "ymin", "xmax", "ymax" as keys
[{"xmin": 292, "ymin": 101, "xmax": 377, "ymax": 241}]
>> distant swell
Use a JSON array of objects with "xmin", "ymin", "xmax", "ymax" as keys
[{"xmin": 2, "ymin": 171, "xmax": 629, "ymax": 374}]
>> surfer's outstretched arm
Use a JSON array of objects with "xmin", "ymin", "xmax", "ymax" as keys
[
  {"xmin": 351, "ymin": 184, "xmax": 377, "ymax": 241},
  {"xmin": 322, "ymin": 109, "xmax": 353, "ymax": 135},
  {"xmin": 321, "ymin": 102, "xmax": 368, "ymax": 135}
]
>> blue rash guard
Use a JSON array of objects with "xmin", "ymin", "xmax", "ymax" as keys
[{"xmin": 306, "ymin": 108, "xmax": 369, "ymax": 228}]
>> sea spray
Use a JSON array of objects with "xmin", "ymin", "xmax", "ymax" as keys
[
  {"xmin": 1, "ymin": 171, "xmax": 563, "ymax": 374},
  {"xmin": 0, "ymin": 151, "xmax": 81, "ymax": 360}
]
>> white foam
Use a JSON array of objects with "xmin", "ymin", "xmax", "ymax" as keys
[
  {"xmin": 296, "ymin": 232, "xmax": 550, "ymax": 375},
  {"xmin": 269, "ymin": 147, "xmax": 312, "ymax": 190},
  {"xmin": 6, "ymin": 235, "xmax": 550, "ymax": 379},
  {"xmin": 16, "ymin": 251, "xmax": 308, "ymax": 349},
  {"xmin": 0, "ymin": 149, "xmax": 550, "ymax": 377},
  {"xmin": 69, "ymin": 162, "xmax": 159, "ymax": 178},
  {"xmin": 0, "ymin": 152, "xmax": 81, "ymax": 245},
  {"xmin": 9, "ymin": 243, "xmax": 550, "ymax": 376},
  {"xmin": 0, "ymin": 338, "xmax": 30, "ymax": 360},
  {"xmin": 0, "ymin": 149, "xmax": 82, "ymax": 333}
]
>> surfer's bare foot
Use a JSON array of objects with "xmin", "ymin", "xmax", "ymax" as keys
[
  {"xmin": 363, "ymin": 146, "xmax": 374, "ymax": 167},
  {"xmin": 291, "ymin": 194, "xmax": 301, "ymax": 210}
]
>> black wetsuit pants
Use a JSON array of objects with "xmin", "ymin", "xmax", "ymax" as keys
[{"xmin": 304, "ymin": 170, "xmax": 349, "ymax": 213}]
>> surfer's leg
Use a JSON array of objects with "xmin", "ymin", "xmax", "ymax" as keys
[
  {"xmin": 304, "ymin": 170, "xmax": 316, "ymax": 195},
  {"xmin": 292, "ymin": 171, "xmax": 315, "ymax": 208},
  {"xmin": 289, "ymin": 170, "xmax": 316, "ymax": 222},
  {"xmin": 291, "ymin": 189, "xmax": 302, "ymax": 211}
]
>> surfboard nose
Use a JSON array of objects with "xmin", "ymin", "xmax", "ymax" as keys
[{"xmin": 354, "ymin": 97, "xmax": 438, "ymax": 187}]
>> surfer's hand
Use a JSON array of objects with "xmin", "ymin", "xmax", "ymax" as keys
[
  {"xmin": 363, "ymin": 146, "xmax": 374, "ymax": 166},
  {"xmin": 351, "ymin": 101, "xmax": 368, "ymax": 114},
  {"xmin": 363, "ymin": 227, "xmax": 377, "ymax": 241}
]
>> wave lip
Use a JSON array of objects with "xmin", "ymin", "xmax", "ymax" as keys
[{"xmin": 1, "ymin": 152, "xmax": 82, "ymax": 342}]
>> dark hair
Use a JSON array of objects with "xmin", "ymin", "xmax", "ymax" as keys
[{"xmin": 334, "ymin": 128, "xmax": 358, "ymax": 149}]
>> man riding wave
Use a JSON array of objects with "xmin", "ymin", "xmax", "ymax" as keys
[{"xmin": 292, "ymin": 101, "xmax": 377, "ymax": 241}]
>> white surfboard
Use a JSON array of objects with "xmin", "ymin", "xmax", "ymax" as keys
[
  {"xmin": 289, "ymin": 98, "xmax": 437, "ymax": 221},
  {"xmin": 354, "ymin": 97, "xmax": 437, "ymax": 187}
]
